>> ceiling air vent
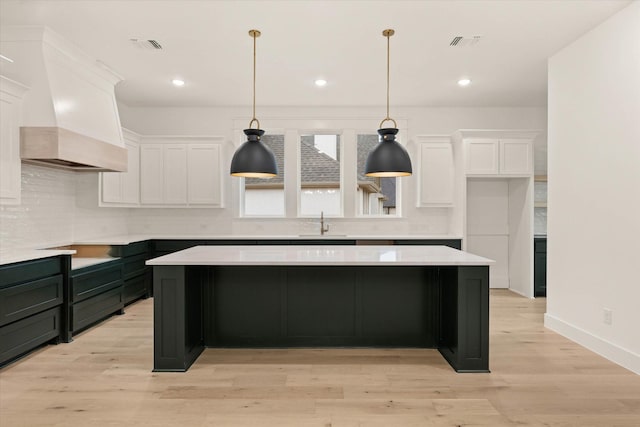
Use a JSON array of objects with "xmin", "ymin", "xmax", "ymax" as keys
[
  {"xmin": 129, "ymin": 38, "xmax": 163, "ymax": 50},
  {"xmin": 449, "ymin": 35, "xmax": 482, "ymax": 47}
]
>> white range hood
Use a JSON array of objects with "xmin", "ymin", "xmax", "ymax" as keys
[{"xmin": 0, "ymin": 26, "xmax": 127, "ymax": 172}]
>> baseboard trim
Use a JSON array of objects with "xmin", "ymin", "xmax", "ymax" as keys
[
  {"xmin": 490, "ymin": 277, "xmax": 509, "ymax": 289},
  {"xmin": 507, "ymin": 287, "xmax": 533, "ymax": 299},
  {"xmin": 544, "ymin": 313, "xmax": 640, "ymax": 375}
]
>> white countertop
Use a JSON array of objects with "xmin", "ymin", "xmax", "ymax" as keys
[
  {"xmin": 71, "ymin": 257, "xmax": 120, "ymax": 270},
  {"xmin": 74, "ymin": 234, "xmax": 463, "ymax": 245},
  {"xmin": 146, "ymin": 245, "xmax": 493, "ymax": 267},
  {"xmin": 0, "ymin": 249, "xmax": 76, "ymax": 266}
]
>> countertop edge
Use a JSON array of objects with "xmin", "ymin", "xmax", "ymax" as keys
[
  {"xmin": 73, "ymin": 234, "xmax": 465, "ymax": 245},
  {"xmin": 0, "ymin": 249, "xmax": 76, "ymax": 267},
  {"xmin": 145, "ymin": 245, "xmax": 495, "ymax": 267}
]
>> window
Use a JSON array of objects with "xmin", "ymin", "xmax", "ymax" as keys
[
  {"xmin": 357, "ymin": 134, "xmax": 398, "ymax": 216},
  {"xmin": 243, "ymin": 134, "xmax": 285, "ymax": 216},
  {"xmin": 299, "ymin": 134, "xmax": 341, "ymax": 216}
]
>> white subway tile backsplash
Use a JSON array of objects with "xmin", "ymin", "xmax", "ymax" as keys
[
  {"xmin": 1, "ymin": 165, "xmax": 75, "ymax": 250},
  {"xmin": 534, "ymin": 207, "xmax": 547, "ymax": 235},
  {"xmin": 534, "ymin": 181, "xmax": 548, "ymax": 203},
  {"xmin": 534, "ymin": 181, "xmax": 548, "ymax": 235},
  {"xmin": 0, "ymin": 164, "xmax": 128, "ymax": 251},
  {"xmin": 1, "ymin": 166, "xmax": 455, "ymax": 253}
]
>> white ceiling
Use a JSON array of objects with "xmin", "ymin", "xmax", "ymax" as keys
[{"xmin": 0, "ymin": 0, "xmax": 631, "ymax": 108}]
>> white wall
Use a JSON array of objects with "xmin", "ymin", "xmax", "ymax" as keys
[
  {"xmin": 119, "ymin": 104, "xmax": 546, "ymax": 237},
  {"xmin": 0, "ymin": 164, "xmax": 128, "ymax": 250},
  {"xmin": 545, "ymin": 2, "xmax": 640, "ymax": 374},
  {"xmin": 0, "ymin": 105, "xmax": 546, "ymax": 249}
]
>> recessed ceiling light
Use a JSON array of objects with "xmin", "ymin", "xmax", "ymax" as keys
[
  {"xmin": 315, "ymin": 79, "xmax": 327, "ymax": 87},
  {"xmin": 172, "ymin": 79, "xmax": 185, "ymax": 87},
  {"xmin": 458, "ymin": 78, "xmax": 472, "ymax": 87}
]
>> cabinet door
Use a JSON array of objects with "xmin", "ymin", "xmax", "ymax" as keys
[
  {"xmin": 140, "ymin": 144, "xmax": 164, "ymax": 204},
  {"xmin": 187, "ymin": 144, "xmax": 222, "ymax": 206},
  {"xmin": 465, "ymin": 139, "xmax": 499, "ymax": 175},
  {"xmin": 121, "ymin": 141, "xmax": 140, "ymax": 204},
  {"xmin": 100, "ymin": 135, "xmax": 140, "ymax": 205},
  {"xmin": 101, "ymin": 171, "xmax": 121, "ymax": 203},
  {"xmin": 418, "ymin": 141, "xmax": 453, "ymax": 206},
  {"xmin": 162, "ymin": 145, "xmax": 188, "ymax": 204},
  {"xmin": 500, "ymin": 139, "xmax": 532, "ymax": 175},
  {"xmin": 0, "ymin": 78, "xmax": 27, "ymax": 205},
  {"xmin": 534, "ymin": 251, "xmax": 547, "ymax": 297}
]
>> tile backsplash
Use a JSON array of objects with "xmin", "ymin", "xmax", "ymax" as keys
[
  {"xmin": 0, "ymin": 164, "xmax": 128, "ymax": 251},
  {"xmin": 534, "ymin": 181, "xmax": 547, "ymax": 235}
]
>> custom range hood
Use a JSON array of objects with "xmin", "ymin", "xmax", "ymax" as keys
[{"xmin": 1, "ymin": 26, "xmax": 127, "ymax": 172}]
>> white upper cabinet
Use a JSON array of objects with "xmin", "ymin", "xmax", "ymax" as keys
[
  {"xmin": 140, "ymin": 143, "xmax": 188, "ymax": 205},
  {"xmin": 162, "ymin": 145, "xmax": 188, "ymax": 205},
  {"xmin": 0, "ymin": 76, "xmax": 29, "ymax": 205},
  {"xmin": 416, "ymin": 136, "xmax": 454, "ymax": 207},
  {"xmin": 187, "ymin": 144, "xmax": 222, "ymax": 206},
  {"xmin": 499, "ymin": 139, "xmax": 532, "ymax": 175},
  {"xmin": 100, "ymin": 128, "xmax": 140, "ymax": 206},
  {"xmin": 138, "ymin": 136, "xmax": 224, "ymax": 208},
  {"xmin": 121, "ymin": 139, "xmax": 140, "ymax": 204},
  {"xmin": 465, "ymin": 137, "xmax": 533, "ymax": 176},
  {"xmin": 140, "ymin": 144, "xmax": 164, "ymax": 204},
  {"xmin": 465, "ymin": 139, "xmax": 499, "ymax": 175}
]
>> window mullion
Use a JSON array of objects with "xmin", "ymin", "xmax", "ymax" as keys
[
  {"xmin": 284, "ymin": 129, "xmax": 298, "ymax": 218},
  {"xmin": 342, "ymin": 129, "xmax": 357, "ymax": 218}
]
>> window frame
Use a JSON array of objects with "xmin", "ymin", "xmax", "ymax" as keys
[
  {"xmin": 238, "ymin": 130, "xmax": 287, "ymax": 218},
  {"xmin": 234, "ymin": 118, "xmax": 408, "ymax": 220},
  {"xmin": 297, "ymin": 130, "xmax": 344, "ymax": 218}
]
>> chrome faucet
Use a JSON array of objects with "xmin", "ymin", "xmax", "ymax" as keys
[{"xmin": 320, "ymin": 211, "xmax": 329, "ymax": 236}]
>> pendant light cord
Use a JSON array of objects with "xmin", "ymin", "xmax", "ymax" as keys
[
  {"xmin": 249, "ymin": 30, "xmax": 260, "ymax": 129},
  {"xmin": 386, "ymin": 32, "xmax": 390, "ymax": 121},
  {"xmin": 380, "ymin": 29, "xmax": 397, "ymax": 129}
]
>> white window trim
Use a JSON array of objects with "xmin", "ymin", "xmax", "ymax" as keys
[
  {"xmin": 233, "ymin": 117, "xmax": 409, "ymax": 219},
  {"xmin": 296, "ymin": 130, "xmax": 344, "ymax": 218}
]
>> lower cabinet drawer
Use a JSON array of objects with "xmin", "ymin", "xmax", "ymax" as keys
[
  {"xmin": 109, "ymin": 241, "xmax": 150, "ymax": 258},
  {"xmin": 0, "ymin": 307, "xmax": 61, "ymax": 366},
  {"xmin": 72, "ymin": 264, "xmax": 122, "ymax": 302},
  {"xmin": 0, "ymin": 275, "xmax": 63, "ymax": 327},
  {"xmin": 72, "ymin": 287, "xmax": 123, "ymax": 332},
  {"xmin": 123, "ymin": 254, "xmax": 148, "ymax": 279},
  {"xmin": 0, "ymin": 257, "xmax": 62, "ymax": 288},
  {"xmin": 124, "ymin": 272, "xmax": 150, "ymax": 305}
]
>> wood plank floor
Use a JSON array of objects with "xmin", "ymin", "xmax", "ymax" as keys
[{"xmin": 1, "ymin": 290, "xmax": 639, "ymax": 426}]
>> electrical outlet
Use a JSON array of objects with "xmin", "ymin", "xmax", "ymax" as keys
[{"xmin": 603, "ymin": 308, "xmax": 613, "ymax": 325}]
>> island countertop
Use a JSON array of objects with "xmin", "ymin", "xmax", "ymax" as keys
[
  {"xmin": 74, "ymin": 234, "xmax": 463, "ymax": 245},
  {"xmin": 146, "ymin": 245, "xmax": 493, "ymax": 267}
]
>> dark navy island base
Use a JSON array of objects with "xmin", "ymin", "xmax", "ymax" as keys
[{"xmin": 151, "ymin": 262, "xmax": 489, "ymax": 373}]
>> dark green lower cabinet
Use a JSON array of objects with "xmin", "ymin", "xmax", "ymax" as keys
[
  {"xmin": 70, "ymin": 261, "xmax": 124, "ymax": 334},
  {"xmin": 153, "ymin": 266, "xmax": 205, "ymax": 372},
  {"xmin": 0, "ymin": 307, "xmax": 62, "ymax": 364},
  {"xmin": 534, "ymin": 238, "xmax": 547, "ymax": 297},
  {"xmin": 110, "ymin": 241, "xmax": 153, "ymax": 303},
  {"xmin": 153, "ymin": 264, "xmax": 489, "ymax": 373},
  {"xmin": 123, "ymin": 271, "xmax": 151, "ymax": 304},
  {"xmin": 438, "ymin": 266, "xmax": 490, "ymax": 372},
  {"xmin": 0, "ymin": 255, "xmax": 68, "ymax": 366},
  {"xmin": 210, "ymin": 266, "xmax": 437, "ymax": 347}
]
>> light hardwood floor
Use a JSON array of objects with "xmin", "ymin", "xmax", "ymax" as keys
[{"xmin": 1, "ymin": 290, "xmax": 639, "ymax": 426}]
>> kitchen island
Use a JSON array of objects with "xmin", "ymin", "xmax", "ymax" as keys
[{"xmin": 147, "ymin": 245, "xmax": 493, "ymax": 373}]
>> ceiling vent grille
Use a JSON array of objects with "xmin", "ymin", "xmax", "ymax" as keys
[
  {"xmin": 449, "ymin": 36, "xmax": 482, "ymax": 47},
  {"xmin": 129, "ymin": 38, "xmax": 163, "ymax": 50}
]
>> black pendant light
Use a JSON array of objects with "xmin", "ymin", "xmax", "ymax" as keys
[
  {"xmin": 365, "ymin": 29, "xmax": 412, "ymax": 177},
  {"xmin": 230, "ymin": 29, "xmax": 277, "ymax": 178}
]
